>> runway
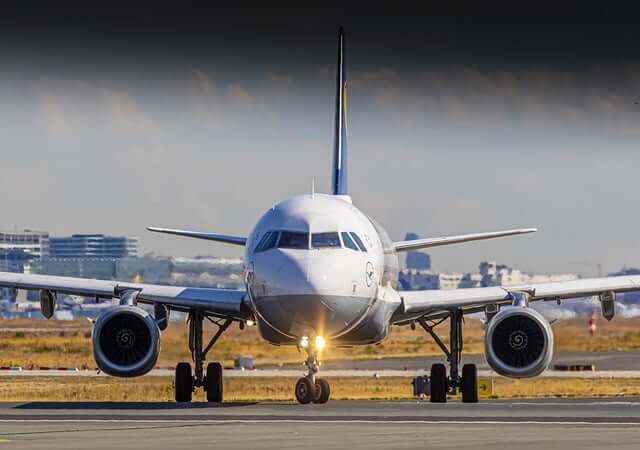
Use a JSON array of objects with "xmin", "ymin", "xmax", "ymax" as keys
[{"xmin": 0, "ymin": 399, "xmax": 639, "ymax": 449}]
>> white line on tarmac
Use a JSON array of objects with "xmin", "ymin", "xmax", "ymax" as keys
[
  {"xmin": 0, "ymin": 419, "xmax": 637, "ymax": 426},
  {"xmin": 3, "ymin": 369, "xmax": 640, "ymax": 378},
  {"xmin": 382, "ymin": 401, "xmax": 640, "ymax": 406}
]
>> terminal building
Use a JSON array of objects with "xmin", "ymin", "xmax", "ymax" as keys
[
  {"xmin": 0, "ymin": 230, "xmax": 50, "ymax": 300},
  {"xmin": 34, "ymin": 234, "xmax": 138, "ymax": 281},
  {"xmin": 46, "ymin": 234, "xmax": 137, "ymax": 259},
  {"xmin": 0, "ymin": 230, "xmax": 49, "ymax": 274}
]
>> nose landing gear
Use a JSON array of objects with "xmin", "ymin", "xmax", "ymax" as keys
[{"xmin": 295, "ymin": 341, "xmax": 330, "ymax": 404}]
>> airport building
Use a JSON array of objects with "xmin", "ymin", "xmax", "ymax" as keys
[
  {"xmin": 0, "ymin": 230, "xmax": 49, "ymax": 267},
  {"xmin": 28, "ymin": 234, "xmax": 138, "ymax": 282},
  {"xmin": 46, "ymin": 234, "xmax": 138, "ymax": 259},
  {"xmin": 0, "ymin": 230, "xmax": 50, "ymax": 300},
  {"xmin": 400, "ymin": 260, "xmax": 579, "ymax": 291}
]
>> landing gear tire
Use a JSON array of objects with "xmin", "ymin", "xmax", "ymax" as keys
[
  {"xmin": 430, "ymin": 363, "xmax": 447, "ymax": 403},
  {"xmin": 312, "ymin": 378, "xmax": 330, "ymax": 404},
  {"xmin": 205, "ymin": 362, "xmax": 223, "ymax": 402},
  {"xmin": 461, "ymin": 363, "xmax": 478, "ymax": 403},
  {"xmin": 175, "ymin": 362, "xmax": 193, "ymax": 402},
  {"xmin": 295, "ymin": 377, "xmax": 314, "ymax": 404}
]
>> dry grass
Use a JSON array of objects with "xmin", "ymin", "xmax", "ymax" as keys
[
  {"xmin": 0, "ymin": 376, "xmax": 639, "ymax": 402},
  {"xmin": 0, "ymin": 317, "xmax": 639, "ymax": 369}
]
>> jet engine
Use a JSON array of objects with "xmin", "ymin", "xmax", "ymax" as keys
[
  {"xmin": 485, "ymin": 307, "xmax": 553, "ymax": 378},
  {"xmin": 92, "ymin": 305, "xmax": 160, "ymax": 377}
]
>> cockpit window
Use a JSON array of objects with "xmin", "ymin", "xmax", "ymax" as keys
[
  {"xmin": 311, "ymin": 232, "xmax": 341, "ymax": 249},
  {"xmin": 350, "ymin": 232, "xmax": 367, "ymax": 252},
  {"xmin": 278, "ymin": 231, "xmax": 309, "ymax": 249},
  {"xmin": 254, "ymin": 231, "xmax": 279, "ymax": 253},
  {"xmin": 341, "ymin": 232, "xmax": 359, "ymax": 251}
]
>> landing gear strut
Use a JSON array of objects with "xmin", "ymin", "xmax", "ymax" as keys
[
  {"xmin": 295, "ymin": 342, "xmax": 330, "ymax": 404},
  {"xmin": 418, "ymin": 308, "xmax": 478, "ymax": 403},
  {"xmin": 175, "ymin": 310, "xmax": 232, "ymax": 403}
]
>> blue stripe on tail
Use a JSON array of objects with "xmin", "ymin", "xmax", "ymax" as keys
[{"xmin": 331, "ymin": 27, "xmax": 348, "ymax": 196}]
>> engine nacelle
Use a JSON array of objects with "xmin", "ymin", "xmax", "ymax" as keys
[
  {"xmin": 92, "ymin": 305, "xmax": 160, "ymax": 377},
  {"xmin": 485, "ymin": 307, "xmax": 553, "ymax": 378}
]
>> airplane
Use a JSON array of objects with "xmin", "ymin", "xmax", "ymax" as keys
[{"xmin": 2, "ymin": 27, "xmax": 640, "ymax": 404}]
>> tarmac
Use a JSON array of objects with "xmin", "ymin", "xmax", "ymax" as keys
[{"xmin": 0, "ymin": 399, "xmax": 638, "ymax": 449}]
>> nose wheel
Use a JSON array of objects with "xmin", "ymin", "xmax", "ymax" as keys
[{"xmin": 295, "ymin": 344, "xmax": 330, "ymax": 404}]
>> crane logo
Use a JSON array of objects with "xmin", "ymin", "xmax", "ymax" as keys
[{"xmin": 365, "ymin": 262, "xmax": 374, "ymax": 287}]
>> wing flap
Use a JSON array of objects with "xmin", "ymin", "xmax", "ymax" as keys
[{"xmin": 393, "ymin": 228, "xmax": 537, "ymax": 252}]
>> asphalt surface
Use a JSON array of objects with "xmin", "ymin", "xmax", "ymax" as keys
[
  {"xmin": 0, "ymin": 399, "xmax": 638, "ymax": 449},
  {"xmin": 262, "ymin": 350, "xmax": 640, "ymax": 371}
]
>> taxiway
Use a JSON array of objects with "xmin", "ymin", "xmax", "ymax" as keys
[{"xmin": 0, "ymin": 399, "xmax": 638, "ymax": 449}]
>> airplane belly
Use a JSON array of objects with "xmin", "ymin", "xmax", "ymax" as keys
[{"xmin": 253, "ymin": 294, "xmax": 371, "ymax": 342}]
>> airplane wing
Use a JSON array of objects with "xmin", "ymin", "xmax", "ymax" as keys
[
  {"xmin": 147, "ymin": 227, "xmax": 247, "ymax": 246},
  {"xmin": 394, "ymin": 275, "xmax": 640, "ymax": 322},
  {"xmin": 393, "ymin": 228, "xmax": 537, "ymax": 252},
  {"xmin": 0, "ymin": 271, "xmax": 250, "ymax": 320}
]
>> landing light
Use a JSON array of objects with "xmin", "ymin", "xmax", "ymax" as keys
[
  {"xmin": 315, "ymin": 336, "xmax": 326, "ymax": 351},
  {"xmin": 246, "ymin": 320, "xmax": 255, "ymax": 327},
  {"xmin": 300, "ymin": 336, "xmax": 309, "ymax": 348}
]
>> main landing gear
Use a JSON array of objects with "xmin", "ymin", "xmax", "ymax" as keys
[
  {"xmin": 294, "ymin": 339, "xmax": 330, "ymax": 404},
  {"xmin": 175, "ymin": 310, "xmax": 233, "ymax": 402},
  {"xmin": 418, "ymin": 309, "xmax": 478, "ymax": 403}
]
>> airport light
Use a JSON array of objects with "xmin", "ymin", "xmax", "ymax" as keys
[{"xmin": 315, "ymin": 336, "xmax": 326, "ymax": 351}]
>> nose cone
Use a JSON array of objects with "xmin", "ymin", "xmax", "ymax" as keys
[{"xmin": 250, "ymin": 249, "xmax": 372, "ymax": 339}]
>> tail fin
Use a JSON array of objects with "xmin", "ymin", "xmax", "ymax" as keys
[{"xmin": 331, "ymin": 27, "xmax": 349, "ymax": 196}]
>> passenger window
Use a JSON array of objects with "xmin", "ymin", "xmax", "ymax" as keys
[
  {"xmin": 350, "ymin": 232, "xmax": 367, "ymax": 252},
  {"xmin": 312, "ymin": 232, "xmax": 341, "ymax": 249},
  {"xmin": 255, "ymin": 231, "xmax": 279, "ymax": 253},
  {"xmin": 341, "ymin": 232, "xmax": 359, "ymax": 251},
  {"xmin": 278, "ymin": 231, "xmax": 309, "ymax": 249}
]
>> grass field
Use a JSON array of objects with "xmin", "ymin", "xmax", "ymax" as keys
[
  {"xmin": 0, "ymin": 316, "xmax": 639, "ymax": 369},
  {"xmin": 1, "ymin": 317, "xmax": 639, "ymax": 401},
  {"xmin": 0, "ymin": 376, "xmax": 639, "ymax": 402}
]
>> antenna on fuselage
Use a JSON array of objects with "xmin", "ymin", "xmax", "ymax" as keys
[
  {"xmin": 311, "ymin": 178, "xmax": 315, "ymax": 197},
  {"xmin": 331, "ymin": 26, "xmax": 349, "ymax": 196}
]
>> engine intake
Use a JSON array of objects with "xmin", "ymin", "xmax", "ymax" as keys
[
  {"xmin": 485, "ymin": 307, "xmax": 553, "ymax": 378},
  {"xmin": 93, "ymin": 306, "xmax": 160, "ymax": 377}
]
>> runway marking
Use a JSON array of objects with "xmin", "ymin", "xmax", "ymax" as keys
[
  {"xmin": 382, "ymin": 401, "xmax": 640, "ymax": 406},
  {"xmin": 0, "ymin": 419, "xmax": 637, "ymax": 426}
]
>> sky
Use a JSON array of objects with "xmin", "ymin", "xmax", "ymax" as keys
[{"xmin": 1, "ymin": 4, "xmax": 640, "ymax": 276}]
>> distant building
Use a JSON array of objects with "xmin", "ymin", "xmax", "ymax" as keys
[
  {"xmin": 399, "ymin": 260, "xmax": 578, "ymax": 292},
  {"xmin": 479, "ymin": 260, "xmax": 578, "ymax": 287},
  {"xmin": 35, "ymin": 258, "xmax": 117, "ymax": 280},
  {"xmin": 0, "ymin": 229, "xmax": 49, "ymax": 300},
  {"xmin": 0, "ymin": 230, "xmax": 49, "ymax": 266},
  {"xmin": 398, "ymin": 269, "xmax": 462, "ymax": 290},
  {"xmin": 403, "ymin": 232, "xmax": 431, "ymax": 270},
  {"xmin": 46, "ymin": 234, "xmax": 137, "ymax": 259}
]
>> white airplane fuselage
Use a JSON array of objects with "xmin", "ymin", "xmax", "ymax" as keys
[{"xmin": 245, "ymin": 193, "xmax": 401, "ymax": 346}]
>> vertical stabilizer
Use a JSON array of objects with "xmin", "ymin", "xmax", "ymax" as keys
[{"xmin": 331, "ymin": 27, "xmax": 349, "ymax": 196}]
